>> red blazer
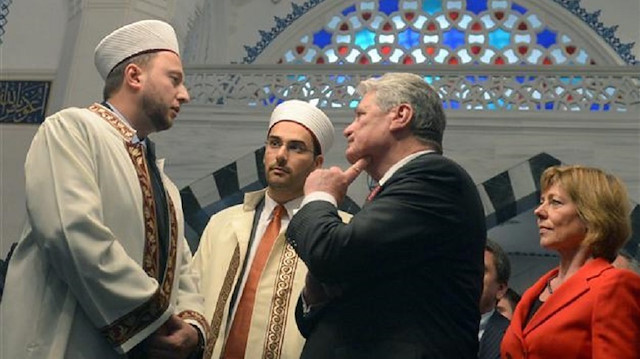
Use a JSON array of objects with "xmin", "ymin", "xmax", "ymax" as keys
[{"xmin": 501, "ymin": 258, "xmax": 640, "ymax": 359}]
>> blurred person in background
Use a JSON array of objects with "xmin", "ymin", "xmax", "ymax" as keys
[
  {"xmin": 496, "ymin": 287, "xmax": 521, "ymax": 321},
  {"xmin": 478, "ymin": 239, "xmax": 511, "ymax": 359}
]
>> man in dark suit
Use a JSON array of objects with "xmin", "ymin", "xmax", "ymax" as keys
[
  {"xmin": 285, "ymin": 72, "xmax": 486, "ymax": 359},
  {"xmin": 478, "ymin": 239, "xmax": 512, "ymax": 359}
]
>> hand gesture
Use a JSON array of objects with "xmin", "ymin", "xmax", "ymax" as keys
[{"xmin": 304, "ymin": 158, "xmax": 370, "ymax": 203}]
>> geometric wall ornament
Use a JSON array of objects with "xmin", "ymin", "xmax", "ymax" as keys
[{"xmin": 184, "ymin": 67, "xmax": 640, "ymax": 112}]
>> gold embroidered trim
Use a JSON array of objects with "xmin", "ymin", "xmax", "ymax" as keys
[
  {"xmin": 179, "ymin": 310, "xmax": 215, "ymax": 359},
  {"xmin": 88, "ymin": 103, "xmax": 134, "ymax": 141},
  {"xmin": 262, "ymin": 243, "xmax": 299, "ymax": 359},
  {"xmin": 90, "ymin": 104, "xmax": 178, "ymax": 347},
  {"xmin": 210, "ymin": 244, "xmax": 241, "ymax": 354},
  {"xmin": 126, "ymin": 142, "xmax": 161, "ymax": 278}
]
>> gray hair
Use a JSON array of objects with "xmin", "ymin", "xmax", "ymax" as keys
[{"xmin": 356, "ymin": 72, "xmax": 446, "ymax": 152}]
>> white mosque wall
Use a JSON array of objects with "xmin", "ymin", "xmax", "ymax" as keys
[{"xmin": 1, "ymin": 0, "xmax": 640, "ymax": 258}]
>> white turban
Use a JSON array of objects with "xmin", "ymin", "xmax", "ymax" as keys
[
  {"xmin": 94, "ymin": 20, "xmax": 179, "ymax": 80},
  {"xmin": 269, "ymin": 100, "xmax": 335, "ymax": 154}
]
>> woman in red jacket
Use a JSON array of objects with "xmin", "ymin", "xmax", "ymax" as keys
[{"xmin": 501, "ymin": 165, "xmax": 640, "ymax": 359}]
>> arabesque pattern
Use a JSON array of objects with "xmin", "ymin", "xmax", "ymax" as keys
[{"xmin": 185, "ymin": 65, "xmax": 640, "ymax": 111}]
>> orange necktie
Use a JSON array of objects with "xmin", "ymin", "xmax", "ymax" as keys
[{"xmin": 223, "ymin": 204, "xmax": 286, "ymax": 359}]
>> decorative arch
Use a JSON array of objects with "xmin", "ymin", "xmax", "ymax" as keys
[{"xmin": 244, "ymin": 0, "xmax": 636, "ymax": 65}]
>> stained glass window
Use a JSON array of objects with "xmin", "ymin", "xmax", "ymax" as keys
[{"xmin": 279, "ymin": 0, "xmax": 595, "ymax": 66}]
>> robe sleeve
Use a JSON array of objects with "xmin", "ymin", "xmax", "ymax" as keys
[
  {"xmin": 175, "ymin": 235, "xmax": 214, "ymax": 359},
  {"xmin": 24, "ymin": 114, "xmax": 169, "ymax": 353}
]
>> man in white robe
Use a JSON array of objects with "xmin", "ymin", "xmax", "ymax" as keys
[
  {"xmin": 192, "ymin": 100, "xmax": 350, "ymax": 359},
  {"xmin": 0, "ymin": 20, "xmax": 212, "ymax": 359}
]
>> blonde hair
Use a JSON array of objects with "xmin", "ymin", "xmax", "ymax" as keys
[{"xmin": 540, "ymin": 165, "xmax": 631, "ymax": 262}]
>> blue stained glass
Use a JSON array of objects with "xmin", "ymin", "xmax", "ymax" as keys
[
  {"xmin": 467, "ymin": 0, "xmax": 488, "ymax": 14},
  {"xmin": 398, "ymin": 28, "xmax": 420, "ymax": 49},
  {"xmin": 545, "ymin": 102, "xmax": 554, "ymax": 110},
  {"xmin": 402, "ymin": 1, "xmax": 418, "ymax": 10},
  {"xmin": 355, "ymin": 29, "xmax": 376, "ymax": 50},
  {"xmin": 458, "ymin": 49, "xmax": 472, "ymax": 63},
  {"xmin": 342, "ymin": 5, "xmax": 356, "ymax": 16},
  {"xmin": 450, "ymin": 100, "xmax": 460, "ymax": 109},
  {"xmin": 492, "ymin": 0, "xmax": 509, "ymax": 9},
  {"xmin": 466, "ymin": 75, "xmax": 476, "ymax": 83},
  {"xmin": 536, "ymin": 28, "xmax": 557, "ymax": 48},
  {"xmin": 378, "ymin": 0, "xmax": 399, "ymax": 15},
  {"xmin": 590, "ymin": 104, "xmax": 600, "ymax": 111},
  {"xmin": 488, "ymin": 28, "xmax": 510, "ymax": 49},
  {"xmin": 361, "ymin": 1, "xmax": 376, "ymax": 11},
  {"xmin": 370, "ymin": 16, "xmax": 384, "ymax": 29},
  {"xmin": 603, "ymin": 104, "xmax": 610, "ymax": 111},
  {"xmin": 515, "ymin": 76, "xmax": 525, "ymax": 83},
  {"xmin": 511, "ymin": 2, "xmax": 527, "ymax": 14},
  {"xmin": 487, "ymin": 102, "xmax": 496, "ymax": 110},
  {"xmin": 422, "ymin": 0, "xmax": 442, "ymax": 15},
  {"xmin": 334, "ymin": 75, "xmax": 348, "ymax": 84},
  {"xmin": 313, "ymin": 29, "xmax": 333, "ymax": 49},
  {"xmin": 443, "ymin": 28, "xmax": 465, "ymax": 49},
  {"xmin": 576, "ymin": 50, "xmax": 588, "ymax": 64}
]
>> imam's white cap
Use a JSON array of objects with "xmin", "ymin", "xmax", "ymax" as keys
[
  {"xmin": 269, "ymin": 100, "xmax": 335, "ymax": 154},
  {"xmin": 94, "ymin": 19, "xmax": 179, "ymax": 80}
]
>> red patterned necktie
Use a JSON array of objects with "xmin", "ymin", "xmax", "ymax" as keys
[{"xmin": 366, "ymin": 185, "xmax": 382, "ymax": 202}]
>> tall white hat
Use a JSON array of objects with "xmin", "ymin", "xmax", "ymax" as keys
[
  {"xmin": 269, "ymin": 100, "xmax": 335, "ymax": 154},
  {"xmin": 94, "ymin": 20, "xmax": 179, "ymax": 80}
]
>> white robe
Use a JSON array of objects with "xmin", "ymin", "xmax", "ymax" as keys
[
  {"xmin": 192, "ymin": 190, "xmax": 351, "ymax": 359},
  {"xmin": 0, "ymin": 104, "xmax": 212, "ymax": 359}
]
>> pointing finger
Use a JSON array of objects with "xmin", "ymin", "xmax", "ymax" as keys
[{"xmin": 343, "ymin": 157, "xmax": 370, "ymax": 184}]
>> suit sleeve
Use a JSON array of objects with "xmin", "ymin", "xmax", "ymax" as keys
[
  {"xmin": 592, "ymin": 269, "xmax": 640, "ymax": 358},
  {"xmin": 286, "ymin": 159, "xmax": 483, "ymax": 284},
  {"xmin": 24, "ymin": 116, "xmax": 167, "ymax": 353}
]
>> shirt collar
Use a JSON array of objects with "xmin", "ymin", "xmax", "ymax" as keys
[
  {"xmin": 263, "ymin": 192, "xmax": 303, "ymax": 219},
  {"xmin": 479, "ymin": 308, "xmax": 495, "ymax": 331},
  {"xmin": 377, "ymin": 150, "xmax": 436, "ymax": 186},
  {"xmin": 104, "ymin": 101, "xmax": 144, "ymax": 144}
]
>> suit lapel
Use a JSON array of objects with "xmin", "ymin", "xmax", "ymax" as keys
[
  {"xmin": 509, "ymin": 270, "xmax": 553, "ymax": 346},
  {"xmin": 479, "ymin": 311, "xmax": 509, "ymax": 359},
  {"xmin": 524, "ymin": 259, "xmax": 611, "ymax": 335}
]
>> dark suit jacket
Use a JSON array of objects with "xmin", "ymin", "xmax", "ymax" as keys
[
  {"xmin": 501, "ymin": 258, "xmax": 640, "ymax": 359},
  {"xmin": 286, "ymin": 153, "xmax": 486, "ymax": 359},
  {"xmin": 478, "ymin": 310, "xmax": 510, "ymax": 359}
]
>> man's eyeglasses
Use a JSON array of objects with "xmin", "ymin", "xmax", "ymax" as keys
[{"xmin": 265, "ymin": 138, "xmax": 314, "ymax": 155}]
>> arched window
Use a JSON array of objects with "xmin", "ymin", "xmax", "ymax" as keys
[
  {"xmin": 244, "ymin": 0, "xmax": 635, "ymax": 66},
  {"xmin": 279, "ymin": 0, "xmax": 595, "ymax": 65}
]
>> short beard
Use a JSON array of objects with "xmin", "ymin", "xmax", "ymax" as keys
[{"xmin": 142, "ymin": 92, "xmax": 172, "ymax": 133}]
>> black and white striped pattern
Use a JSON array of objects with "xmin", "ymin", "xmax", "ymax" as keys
[{"xmin": 179, "ymin": 151, "xmax": 639, "ymax": 261}]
